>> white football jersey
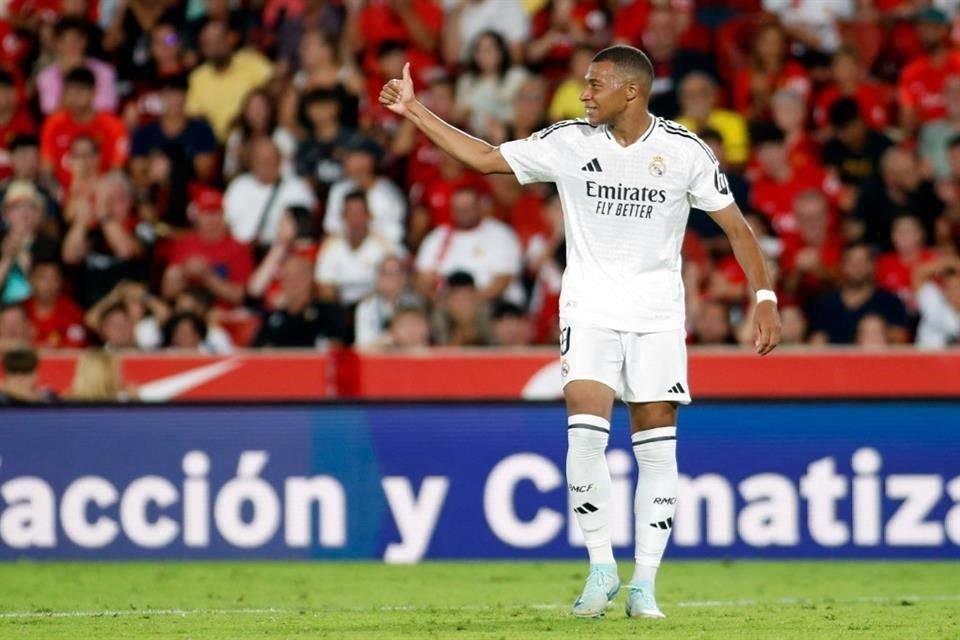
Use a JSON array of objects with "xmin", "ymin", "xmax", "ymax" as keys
[{"xmin": 500, "ymin": 116, "xmax": 735, "ymax": 333}]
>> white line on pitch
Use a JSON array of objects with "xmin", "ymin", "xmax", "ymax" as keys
[{"xmin": 2, "ymin": 594, "xmax": 959, "ymax": 620}]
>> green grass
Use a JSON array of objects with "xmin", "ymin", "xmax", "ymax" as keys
[{"xmin": 0, "ymin": 561, "xmax": 958, "ymax": 639}]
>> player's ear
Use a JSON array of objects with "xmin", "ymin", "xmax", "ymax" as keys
[{"xmin": 624, "ymin": 80, "xmax": 640, "ymax": 103}]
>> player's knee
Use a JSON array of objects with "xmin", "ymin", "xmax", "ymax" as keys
[{"xmin": 629, "ymin": 402, "xmax": 677, "ymax": 432}]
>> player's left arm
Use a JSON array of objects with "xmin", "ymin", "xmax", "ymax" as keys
[{"xmin": 708, "ymin": 203, "xmax": 782, "ymax": 355}]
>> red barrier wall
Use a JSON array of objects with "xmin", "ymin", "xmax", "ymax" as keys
[{"xmin": 25, "ymin": 348, "xmax": 960, "ymax": 401}]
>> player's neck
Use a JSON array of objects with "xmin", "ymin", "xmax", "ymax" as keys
[{"xmin": 606, "ymin": 111, "xmax": 654, "ymax": 148}]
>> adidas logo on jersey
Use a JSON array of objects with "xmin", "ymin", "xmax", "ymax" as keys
[
  {"xmin": 667, "ymin": 382, "xmax": 686, "ymax": 394},
  {"xmin": 581, "ymin": 158, "xmax": 603, "ymax": 172}
]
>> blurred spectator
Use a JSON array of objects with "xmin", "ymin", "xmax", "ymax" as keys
[
  {"xmin": 183, "ymin": 0, "xmax": 255, "ymax": 56},
  {"xmin": 781, "ymin": 190, "xmax": 842, "ymax": 303},
  {"xmin": 315, "ymin": 190, "xmax": 403, "ymax": 306},
  {"xmin": 487, "ymin": 75, "xmax": 549, "ymax": 144},
  {"xmin": 809, "ymin": 243, "xmax": 909, "ymax": 344},
  {"xmin": 771, "ymin": 88, "xmax": 819, "ymax": 171},
  {"xmin": 162, "ymin": 311, "xmax": 208, "ymax": 351},
  {"xmin": 0, "ymin": 136, "xmax": 61, "ymax": 228},
  {"xmin": 897, "ymin": 8, "xmax": 960, "ymax": 133},
  {"xmin": 937, "ymin": 134, "xmax": 960, "ymax": 248},
  {"xmin": 385, "ymin": 300, "xmax": 431, "ymax": 350},
  {"xmin": 853, "ymin": 147, "xmax": 943, "ymax": 250},
  {"xmin": 224, "ymin": 137, "xmax": 315, "ymax": 247},
  {"xmin": 813, "ymin": 48, "xmax": 890, "ymax": 132},
  {"xmin": 283, "ymin": 29, "xmax": 361, "ymax": 132},
  {"xmin": 24, "ymin": 260, "xmax": 87, "ymax": 348},
  {"xmin": 122, "ymin": 20, "xmax": 189, "ymax": 127},
  {"xmin": 821, "ymin": 97, "xmax": 894, "ymax": 212},
  {"xmin": 324, "ymin": 136, "xmax": 405, "ymax": 246},
  {"xmin": 914, "ymin": 255, "xmax": 960, "ymax": 348},
  {"xmin": 1, "ymin": 182, "xmax": 60, "ymax": 305},
  {"xmin": 875, "ymin": 215, "xmax": 938, "ymax": 308},
  {"xmin": 85, "ymin": 280, "xmax": 169, "ymax": 349},
  {"xmin": 361, "ymin": 40, "xmax": 410, "ymax": 135},
  {"xmin": 62, "ymin": 135, "xmax": 103, "ymax": 224},
  {"xmin": 525, "ymin": 0, "xmax": 601, "ymax": 80},
  {"xmin": 676, "ymin": 72, "xmax": 750, "ymax": 167},
  {"xmin": 103, "ymin": 0, "xmax": 180, "ymax": 84},
  {"xmin": 62, "ymin": 171, "xmax": 145, "ymax": 306},
  {"xmin": 691, "ymin": 299, "xmax": 736, "ymax": 345},
  {"xmin": 491, "ymin": 300, "xmax": 532, "ymax": 347},
  {"xmin": 918, "ymin": 76, "xmax": 960, "ymax": 181},
  {"xmin": 186, "ymin": 20, "xmax": 273, "ymax": 142},
  {"xmin": 37, "ymin": 17, "xmax": 118, "ymax": 115},
  {"xmin": 0, "ymin": 348, "xmax": 53, "ymax": 404},
  {"xmin": 294, "ymin": 88, "xmax": 355, "ymax": 195},
  {"xmin": 68, "ymin": 349, "xmax": 133, "ymax": 400},
  {"xmin": 453, "ymin": 30, "xmax": 529, "ymax": 137},
  {"xmin": 430, "ymin": 271, "xmax": 493, "ymax": 346},
  {"xmin": 762, "ymin": 0, "xmax": 854, "ymax": 61},
  {"xmin": 354, "ymin": 255, "xmax": 420, "ymax": 349},
  {"xmin": 246, "ymin": 205, "xmax": 319, "ymax": 310},
  {"xmin": 443, "ymin": 0, "xmax": 530, "ymax": 65},
  {"xmin": 547, "ymin": 43, "xmax": 593, "ymax": 122},
  {"xmin": 415, "ymin": 185, "xmax": 523, "ymax": 304},
  {"xmin": 408, "ymin": 152, "xmax": 488, "ymax": 249},
  {"xmin": 252, "ymin": 254, "xmax": 345, "ymax": 348},
  {"xmin": 855, "ymin": 313, "xmax": 891, "ymax": 350},
  {"xmin": 223, "ymin": 87, "xmax": 296, "ymax": 181},
  {"xmin": 733, "ymin": 20, "xmax": 810, "ymax": 121},
  {"xmin": 0, "ymin": 304, "xmax": 34, "ymax": 352},
  {"xmin": 345, "ymin": 0, "xmax": 443, "ymax": 77},
  {"xmin": 130, "ymin": 74, "xmax": 218, "ymax": 186},
  {"xmin": 273, "ymin": 4, "xmax": 346, "ymax": 73},
  {"xmin": 0, "ymin": 70, "xmax": 37, "ymax": 182},
  {"xmin": 40, "ymin": 67, "xmax": 129, "ymax": 189},
  {"xmin": 172, "ymin": 286, "xmax": 235, "ymax": 353},
  {"xmin": 162, "ymin": 188, "xmax": 252, "ymax": 308},
  {"xmin": 749, "ymin": 123, "xmax": 835, "ymax": 237}
]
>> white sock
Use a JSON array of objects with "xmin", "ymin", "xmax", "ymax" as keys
[
  {"xmin": 631, "ymin": 426, "xmax": 678, "ymax": 585},
  {"xmin": 567, "ymin": 414, "xmax": 615, "ymax": 566}
]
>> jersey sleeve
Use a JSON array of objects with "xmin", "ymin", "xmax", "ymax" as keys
[
  {"xmin": 687, "ymin": 142, "xmax": 736, "ymax": 213},
  {"xmin": 498, "ymin": 126, "xmax": 564, "ymax": 185}
]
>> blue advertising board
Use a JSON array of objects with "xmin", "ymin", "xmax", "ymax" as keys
[{"xmin": 0, "ymin": 402, "xmax": 958, "ymax": 560}]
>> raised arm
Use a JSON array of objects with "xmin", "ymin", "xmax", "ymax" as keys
[
  {"xmin": 708, "ymin": 203, "xmax": 782, "ymax": 355},
  {"xmin": 380, "ymin": 63, "xmax": 513, "ymax": 175}
]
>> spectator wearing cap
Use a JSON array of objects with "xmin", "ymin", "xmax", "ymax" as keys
[
  {"xmin": 252, "ymin": 254, "xmax": 345, "ymax": 348},
  {"xmin": 443, "ymin": 0, "xmax": 530, "ymax": 66},
  {"xmin": 186, "ymin": 20, "xmax": 273, "ymax": 142},
  {"xmin": 24, "ymin": 260, "xmax": 87, "ymax": 348},
  {"xmin": 415, "ymin": 185, "xmax": 524, "ymax": 305},
  {"xmin": 40, "ymin": 66, "xmax": 129, "ymax": 190},
  {"xmin": 353, "ymin": 255, "xmax": 422, "ymax": 349},
  {"xmin": 0, "ymin": 304, "xmax": 34, "ymax": 352},
  {"xmin": 809, "ymin": 243, "xmax": 909, "ymax": 345},
  {"xmin": 130, "ymin": 74, "xmax": 219, "ymax": 185},
  {"xmin": 324, "ymin": 136, "xmax": 406, "ymax": 246},
  {"xmin": 913, "ymin": 255, "xmax": 960, "ymax": 348},
  {"xmin": 0, "ymin": 182, "xmax": 60, "ymax": 305},
  {"xmin": 749, "ymin": 123, "xmax": 837, "ymax": 238},
  {"xmin": 430, "ymin": 271, "xmax": 493, "ymax": 347},
  {"xmin": 492, "ymin": 300, "xmax": 533, "ymax": 347},
  {"xmin": 0, "ymin": 136, "xmax": 61, "ymax": 229},
  {"xmin": 0, "ymin": 70, "xmax": 36, "ymax": 182},
  {"xmin": 0, "ymin": 348, "xmax": 52, "ymax": 404},
  {"xmin": 897, "ymin": 7, "xmax": 960, "ymax": 133},
  {"xmin": 812, "ymin": 48, "xmax": 890, "ymax": 133},
  {"xmin": 162, "ymin": 188, "xmax": 253, "ymax": 308},
  {"xmin": 294, "ymin": 88, "xmax": 356, "ymax": 196},
  {"xmin": 853, "ymin": 147, "xmax": 944, "ymax": 250},
  {"xmin": 315, "ymin": 190, "xmax": 404, "ymax": 307},
  {"xmin": 62, "ymin": 171, "xmax": 145, "ymax": 307},
  {"xmin": 224, "ymin": 137, "xmax": 316, "ymax": 247},
  {"xmin": 918, "ymin": 76, "xmax": 960, "ymax": 182},
  {"xmin": 821, "ymin": 98, "xmax": 894, "ymax": 210},
  {"xmin": 36, "ymin": 17, "xmax": 118, "ymax": 115},
  {"xmin": 676, "ymin": 72, "xmax": 749, "ymax": 167},
  {"xmin": 452, "ymin": 30, "xmax": 530, "ymax": 139}
]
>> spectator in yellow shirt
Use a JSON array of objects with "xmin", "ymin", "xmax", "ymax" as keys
[
  {"xmin": 676, "ymin": 72, "xmax": 750, "ymax": 167},
  {"xmin": 187, "ymin": 21, "xmax": 273, "ymax": 142}
]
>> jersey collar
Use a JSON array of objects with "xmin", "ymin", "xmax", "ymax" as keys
[{"xmin": 603, "ymin": 114, "xmax": 658, "ymax": 149}]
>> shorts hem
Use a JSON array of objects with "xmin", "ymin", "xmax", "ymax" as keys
[
  {"xmin": 621, "ymin": 395, "xmax": 692, "ymax": 406},
  {"xmin": 561, "ymin": 375, "xmax": 619, "ymax": 395}
]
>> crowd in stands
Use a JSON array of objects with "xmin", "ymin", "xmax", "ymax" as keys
[{"xmin": 0, "ymin": 0, "xmax": 959, "ymax": 375}]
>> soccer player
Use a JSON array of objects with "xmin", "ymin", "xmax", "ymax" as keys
[{"xmin": 380, "ymin": 46, "xmax": 781, "ymax": 619}]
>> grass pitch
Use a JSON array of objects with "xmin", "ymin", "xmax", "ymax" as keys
[{"xmin": 0, "ymin": 561, "xmax": 957, "ymax": 639}]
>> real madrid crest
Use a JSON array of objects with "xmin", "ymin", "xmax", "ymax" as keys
[{"xmin": 649, "ymin": 155, "xmax": 666, "ymax": 177}]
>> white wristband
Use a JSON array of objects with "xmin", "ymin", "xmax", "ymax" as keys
[{"xmin": 756, "ymin": 289, "xmax": 778, "ymax": 305}]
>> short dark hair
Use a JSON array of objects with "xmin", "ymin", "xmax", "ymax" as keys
[
  {"xmin": 343, "ymin": 190, "xmax": 368, "ymax": 209},
  {"xmin": 159, "ymin": 73, "xmax": 189, "ymax": 92},
  {"xmin": 64, "ymin": 66, "xmax": 96, "ymax": 89},
  {"xmin": 750, "ymin": 121, "xmax": 786, "ymax": 146},
  {"xmin": 591, "ymin": 45, "xmax": 654, "ymax": 90},
  {"xmin": 9, "ymin": 134, "xmax": 39, "ymax": 151},
  {"xmin": 54, "ymin": 17, "xmax": 89, "ymax": 39},
  {"xmin": 948, "ymin": 133, "xmax": 960, "ymax": 150},
  {"xmin": 181, "ymin": 286, "xmax": 215, "ymax": 312},
  {"xmin": 163, "ymin": 312, "xmax": 208, "ymax": 346},
  {"xmin": 492, "ymin": 300, "xmax": 525, "ymax": 320},
  {"xmin": 99, "ymin": 301, "xmax": 129, "ymax": 325},
  {"xmin": 829, "ymin": 97, "xmax": 861, "ymax": 128},
  {"xmin": 2, "ymin": 348, "xmax": 37, "ymax": 375},
  {"xmin": 698, "ymin": 127, "xmax": 724, "ymax": 147},
  {"xmin": 446, "ymin": 271, "xmax": 476, "ymax": 289}
]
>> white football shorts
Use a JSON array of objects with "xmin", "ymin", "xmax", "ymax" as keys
[{"xmin": 558, "ymin": 317, "xmax": 691, "ymax": 404}]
